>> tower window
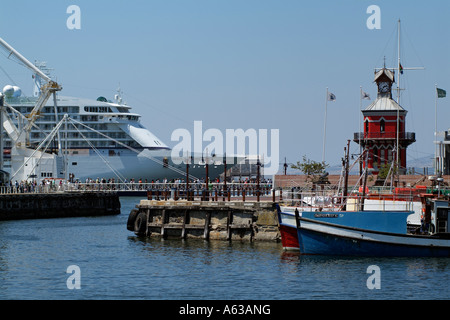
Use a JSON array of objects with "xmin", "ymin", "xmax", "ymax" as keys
[
  {"xmin": 373, "ymin": 146, "xmax": 378, "ymax": 163},
  {"xmin": 380, "ymin": 119, "xmax": 385, "ymax": 133},
  {"xmin": 387, "ymin": 148, "xmax": 393, "ymax": 162}
]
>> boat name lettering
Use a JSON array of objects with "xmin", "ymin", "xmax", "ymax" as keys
[{"xmin": 314, "ymin": 213, "xmax": 339, "ymax": 218}]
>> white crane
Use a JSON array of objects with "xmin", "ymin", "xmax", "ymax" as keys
[
  {"xmin": 0, "ymin": 37, "xmax": 64, "ymax": 182},
  {"xmin": 0, "ymin": 37, "xmax": 62, "ymax": 148}
]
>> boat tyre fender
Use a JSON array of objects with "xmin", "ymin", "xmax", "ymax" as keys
[
  {"xmin": 127, "ymin": 209, "xmax": 139, "ymax": 231},
  {"xmin": 134, "ymin": 211, "xmax": 148, "ymax": 236}
]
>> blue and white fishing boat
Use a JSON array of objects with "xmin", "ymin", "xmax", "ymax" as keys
[
  {"xmin": 277, "ymin": 197, "xmax": 416, "ymax": 251},
  {"xmin": 278, "ymin": 197, "xmax": 450, "ymax": 257}
]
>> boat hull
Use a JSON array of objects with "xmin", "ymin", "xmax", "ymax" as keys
[
  {"xmin": 277, "ymin": 206, "xmax": 301, "ymax": 251},
  {"xmin": 297, "ymin": 218, "xmax": 450, "ymax": 257},
  {"xmin": 276, "ymin": 204, "xmax": 412, "ymax": 252},
  {"xmin": 279, "ymin": 224, "xmax": 300, "ymax": 251}
]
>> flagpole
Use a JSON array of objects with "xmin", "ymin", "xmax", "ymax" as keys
[
  {"xmin": 322, "ymin": 87, "xmax": 328, "ymax": 163},
  {"xmin": 435, "ymin": 83, "xmax": 438, "ymax": 175},
  {"xmin": 396, "ymin": 19, "xmax": 401, "ymax": 178},
  {"xmin": 359, "ymin": 86, "xmax": 362, "ymax": 146},
  {"xmin": 359, "ymin": 86, "xmax": 363, "ymax": 178}
]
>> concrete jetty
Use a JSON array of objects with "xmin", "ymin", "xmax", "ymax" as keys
[
  {"xmin": 0, "ymin": 191, "xmax": 121, "ymax": 221},
  {"xmin": 127, "ymin": 199, "xmax": 280, "ymax": 242}
]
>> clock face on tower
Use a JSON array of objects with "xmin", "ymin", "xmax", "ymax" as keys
[{"xmin": 379, "ymin": 81, "xmax": 390, "ymax": 93}]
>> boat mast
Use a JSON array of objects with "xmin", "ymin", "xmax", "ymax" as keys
[
  {"xmin": 396, "ymin": 19, "xmax": 400, "ymax": 180},
  {"xmin": 394, "ymin": 19, "xmax": 424, "ymax": 180},
  {"xmin": 343, "ymin": 140, "xmax": 350, "ymax": 211},
  {"xmin": 0, "ymin": 93, "xmax": 3, "ymax": 176}
]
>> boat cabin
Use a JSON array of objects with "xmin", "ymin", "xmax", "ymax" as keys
[{"xmin": 421, "ymin": 196, "xmax": 450, "ymax": 234}]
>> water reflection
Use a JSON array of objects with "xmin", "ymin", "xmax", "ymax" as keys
[{"xmin": 280, "ymin": 251, "xmax": 301, "ymax": 264}]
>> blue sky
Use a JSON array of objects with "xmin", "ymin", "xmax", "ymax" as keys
[{"xmin": 0, "ymin": 0, "xmax": 449, "ymax": 173}]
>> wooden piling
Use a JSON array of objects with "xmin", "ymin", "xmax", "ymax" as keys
[
  {"xmin": 204, "ymin": 211, "xmax": 211, "ymax": 240},
  {"xmin": 161, "ymin": 209, "xmax": 167, "ymax": 239},
  {"xmin": 181, "ymin": 209, "xmax": 188, "ymax": 239},
  {"xmin": 226, "ymin": 209, "xmax": 233, "ymax": 241}
]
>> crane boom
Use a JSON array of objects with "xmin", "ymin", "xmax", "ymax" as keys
[{"xmin": 0, "ymin": 37, "xmax": 51, "ymax": 83}]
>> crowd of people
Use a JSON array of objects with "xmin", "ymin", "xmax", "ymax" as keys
[
  {"xmin": 80, "ymin": 176, "xmax": 273, "ymax": 191},
  {"xmin": 0, "ymin": 176, "xmax": 273, "ymax": 194}
]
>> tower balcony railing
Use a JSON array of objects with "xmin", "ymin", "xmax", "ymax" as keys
[{"xmin": 353, "ymin": 132, "xmax": 416, "ymax": 141}]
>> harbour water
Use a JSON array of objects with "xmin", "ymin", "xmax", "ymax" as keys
[{"xmin": 0, "ymin": 197, "xmax": 448, "ymax": 300}]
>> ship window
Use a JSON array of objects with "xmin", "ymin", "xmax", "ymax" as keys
[
  {"xmin": 84, "ymin": 106, "xmax": 113, "ymax": 113},
  {"xmin": 117, "ymin": 107, "xmax": 129, "ymax": 113},
  {"xmin": 72, "ymin": 162, "xmax": 78, "ymax": 166}
]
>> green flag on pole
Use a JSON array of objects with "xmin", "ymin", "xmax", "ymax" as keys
[{"xmin": 437, "ymin": 88, "xmax": 446, "ymax": 98}]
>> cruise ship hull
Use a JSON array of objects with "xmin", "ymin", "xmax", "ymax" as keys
[
  {"xmin": 1, "ymin": 94, "xmax": 232, "ymax": 183},
  {"xmin": 66, "ymin": 148, "xmax": 228, "ymax": 181}
]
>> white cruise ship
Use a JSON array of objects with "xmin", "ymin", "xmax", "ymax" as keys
[
  {"xmin": 0, "ymin": 36, "xmax": 232, "ymax": 184},
  {"xmin": 1, "ymin": 87, "xmax": 227, "ymax": 182}
]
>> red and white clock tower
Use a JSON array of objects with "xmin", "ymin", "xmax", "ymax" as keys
[{"xmin": 354, "ymin": 68, "xmax": 415, "ymax": 175}]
